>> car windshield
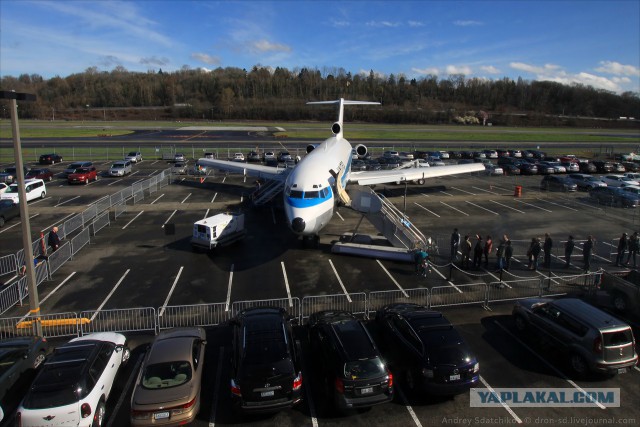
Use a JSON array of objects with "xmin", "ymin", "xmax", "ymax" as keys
[
  {"xmin": 128, "ymin": 152, "xmax": 137, "ymax": 156},
  {"xmin": 6, "ymin": 185, "xmax": 19, "ymax": 193},
  {"xmin": 112, "ymin": 163, "xmax": 124, "ymax": 168},
  {"xmin": 242, "ymin": 319, "xmax": 288, "ymax": 364},
  {"xmin": 343, "ymin": 357, "xmax": 386, "ymax": 380},
  {"xmin": 142, "ymin": 361, "xmax": 192, "ymax": 389},
  {"xmin": 76, "ymin": 168, "xmax": 91, "ymax": 174}
]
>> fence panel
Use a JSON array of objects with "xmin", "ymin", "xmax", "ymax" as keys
[
  {"xmin": 0, "ymin": 279, "xmax": 22, "ymax": 316},
  {"xmin": 486, "ymin": 277, "xmax": 543, "ymax": 303},
  {"xmin": 82, "ymin": 204, "xmax": 97, "ymax": 224},
  {"xmin": 71, "ymin": 227, "xmax": 91, "ymax": 257},
  {"xmin": 80, "ymin": 308, "xmax": 157, "ymax": 335},
  {"xmin": 301, "ymin": 293, "xmax": 367, "ymax": 323},
  {"xmin": 231, "ymin": 298, "xmax": 301, "ymax": 322},
  {"xmin": 35, "ymin": 260, "xmax": 48, "ymax": 286},
  {"xmin": 158, "ymin": 175, "xmax": 169, "ymax": 188},
  {"xmin": 133, "ymin": 190, "xmax": 144, "ymax": 204},
  {"xmin": 92, "ymin": 211, "xmax": 110, "ymax": 235},
  {"xmin": 47, "ymin": 242, "xmax": 72, "ymax": 278},
  {"xmin": 132, "ymin": 181, "xmax": 143, "ymax": 195},
  {"xmin": 63, "ymin": 214, "xmax": 84, "ymax": 237},
  {"xmin": 540, "ymin": 272, "xmax": 598, "ymax": 297},
  {"xmin": 95, "ymin": 195, "xmax": 111, "ymax": 214},
  {"xmin": 32, "ymin": 236, "xmax": 47, "ymax": 258},
  {"xmin": 429, "ymin": 284, "xmax": 487, "ymax": 308},
  {"xmin": 0, "ymin": 312, "xmax": 80, "ymax": 339},
  {"xmin": 367, "ymin": 288, "xmax": 430, "ymax": 314},
  {"xmin": 114, "ymin": 200, "xmax": 127, "ymax": 219},
  {"xmin": 158, "ymin": 303, "xmax": 230, "ymax": 330},
  {"xmin": 0, "ymin": 254, "xmax": 17, "ymax": 277}
]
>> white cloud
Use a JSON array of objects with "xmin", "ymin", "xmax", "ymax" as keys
[
  {"xmin": 480, "ymin": 65, "xmax": 500, "ymax": 74},
  {"xmin": 595, "ymin": 61, "xmax": 640, "ymax": 77},
  {"xmin": 411, "ymin": 67, "xmax": 440, "ymax": 76},
  {"xmin": 454, "ymin": 20, "xmax": 483, "ymax": 26},
  {"xmin": 140, "ymin": 56, "xmax": 170, "ymax": 66},
  {"xmin": 510, "ymin": 62, "xmax": 561, "ymax": 74},
  {"xmin": 510, "ymin": 62, "xmax": 624, "ymax": 92},
  {"xmin": 366, "ymin": 20, "xmax": 400, "ymax": 28},
  {"xmin": 408, "ymin": 21, "xmax": 425, "ymax": 27},
  {"xmin": 329, "ymin": 18, "xmax": 350, "ymax": 27},
  {"xmin": 446, "ymin": 65, "xmax": 472, "ymax": 75},
  {"xmin": 248, "ymin": 40, "xmax": 291, "ymax": 53},
  {"xmin": 191, "ymin": 53, "xmax": 221, "ymax": 65}
]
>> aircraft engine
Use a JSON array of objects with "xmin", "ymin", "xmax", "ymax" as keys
[
  {"xmin": 354, "ymin": 144, "xmax": 368, "ymax": 158},
  {"xmin": 306, "ymin": 144, "xmax": 318, "ymax": 153},
  {"xmin": 331, "ymin": 122, "xmax": 341, "ymax": 135}
]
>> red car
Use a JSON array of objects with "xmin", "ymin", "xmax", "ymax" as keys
[
  {"xmin": 26, "ymin": 168, "xmax": 54, "ymax": 182},
  {"xmin": 68, "ymin": 167, "xmax": 98, "ymax": 184}
]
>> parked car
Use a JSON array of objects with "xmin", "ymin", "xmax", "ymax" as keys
[
  {"xmin": 544, "ymin": 161, "xmax": 567, "ymax": 173},
  {"xmin": 376, "ymin": 304, "xmax": 479, "ymax": 395},
  {"xmin": 130, "ymin": 328, "xmax": 207, "ymax": 426},
  {"xmin": 68, "ymin": 167, "xmax": 98, "ymax": 185},
  {"xmin": 263, "ymin": 151, "xmax": 276, "ymax": 161},
  {"xmin": 514, "ymin": 161, "xmax": 538, "ymax": 175},
  {"xmin": 560, "ymin": 161, "xmax": 580, "ymax": 173},
  {"xmin": 1, "ymin": 179, "xmax": 46, "ymax": 203},
  {"xmin": 483, "ymin": 149, "xmax": 498, "ymax": 159},
  {"xmin": 600, "ymin": 174, "xmax": 639, "ymax": 188},
  {"xmin": 578, "ymin": 160, "xmax": 597, "ymax": 173},
  {"xmin": 278, "ymin": 151, "xmax": 292, "ymax": 162},
  {"xmin": 399, "ymin": 151, "xmax": 415, "ymax": 160},
  {"xmin": 174, "ymin": 153, "xmax": 186, "ymax": 162},
  {"xmin": 589, "ymin": 186, "xmax": 640, "ymax": 208},
  {"xmin": 624, "ymin": 172, "xmax": 640, "ymax": 181},
  {"xmin": 512, "ymin": 298, "xmax": 638, "ymax": 376},
  {"xmin": 172, "ymin": 162, "xmax": 187, "ymax": 175},
  {"xmin": 308, "ymin": 310, "xmax": 393, "ymax": 410},
  {"xmin": 540, "ymin": 175, "xmax": 577, "ymax": 192},
  {"xmin": 63, "ymin": 161, "xmax": 93, "ymax": 177},
  {"xmin": 485, "ymin": 164, "xmax": 504, "ymax": 176},
  {"xmin": 0, "ymin": 199, "xmax": 20, "ymax": 227},
  {"xmin": 622, "ymin": 162, "xmax": 640, "ymax": 172},
  {"xmin": 0, "ymin": 336, "xmax": 48, "ymax": 402},
  {"xmin": 511, "ymin": 149, "xmax": 523, "ymax": 158},
  {"xmin": 383, "ymin": 150, "xmax": 399, "ymax": 158},
  {"xmin": 38, "ymin": 153, "xmax": 63, "ymax": 165},
  {"xmin": 567, "ymin": 173, "xmax": 607, "ymax": 190},
  {"xmin": 231, "ymin": 152, "xmax": 245, "ymax": 162},
  {"xmin": 612, "ymin": 163, "xmax": 626, "ymax": 173},
  {"xmin": 204, "ymin": 152, "xmax": 215, "ymax": 159},
  {"xmin": 502, "ymin": 164, "xmax": 521, "ymax": 175},
  {"xmin": 621, "ymin": 185, "xmax": 640, "ymax": 196},
  {"xmin": 246, "ymin": 151, "xmax": 261, "ymax": 162},
  {"xmin": 17, "ymin": 332, "xmax": 130, "ymax": 427},
  {"xmin": 592, "ymin": 160, "xmax": 614, "ymax": 173},
  {"xmin": 25, "ymin": 168, "xmax": 54, "ymax": 182},
  {"xmin": 0, "ymin": 166, "xmax": 29, "ymax": 184},
  {"xmin": 109, "ymin": 160, "xmax": 132, "ymax": 177},
  {"xmin": 230, "ymin": 307, "xmax": 302, "ymax": 413},
  {"xmin": 125, "ymin": 151, "xmax": 142, "ymax": 163},
  {"xmin": 535, "ymin": 162, "xmax": 556, "ymax": 175}
]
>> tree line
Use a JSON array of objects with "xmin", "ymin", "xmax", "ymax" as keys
[{"xmin": 1, "ymin": 65, "xmax": 639, "ymax": 128}]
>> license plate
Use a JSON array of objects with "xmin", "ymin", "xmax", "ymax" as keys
[
  {"xmin": 154, "ymin": 412, "xmax": 170, "ymax": 420},
  {"xmin": 617, "ymin": 368, "xmax": 627, "ymax": 374},
  {"xmin": 361, "ymin": 387, "xmax": 374, "ymax": 394},
  {"xmin": 449, "ymin": 374, "xmax": 461, "ymax": 381},
  {"xmin": 261, "ymin": 390, "xmax": 275, "ymax": 397}
]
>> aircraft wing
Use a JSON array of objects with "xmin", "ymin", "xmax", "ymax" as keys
[
  {"xmin": 196, "ymin": 158, "xmax": 291, "ymax": 181},
  {"xmin": 348, "ymin": 163, "xmax": 485, "ymax": 186}
]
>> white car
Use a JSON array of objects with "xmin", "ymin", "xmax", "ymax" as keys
[
  {"xmin": 438, "ymin": 151, "xmax": 450, "ymax": 159},
  {"xmin": 624, "ymin": 172, "xmax": 640, "ymax": 181},
  {"xmin": 485, "ymin": 164, "xmax": 504, "ymax": 176},
  {"xmin": 0, "ymin": 182, "xmax": 8, "ymax": 194},
  {"xmin": 174, "ymin": 153, "xmax": 186, "ymax": 162},
  {"xmin": 18, "ymin": 332, "xmax": 130, "ymax": 427},
  {"xmin": 125, "ymin": 151, "xmax": 142, "ymax": 163},
  {"xmin": 600, "ymin": 174, "xmax": 640, "ymax": 188},
  {"xmin": 545, "ymin": 161, "xmax": 567, "ymax": 173},
  {"xmin": 232, "ymin": 152, "xmax": 245, "ymax": 162},
  {"xmin": 622, "ymin": 185, "xmax": 640, "ymax": 196},
  {"xmin": 1, "ymin": 179, "xmax": 46, "ymax": 203}
]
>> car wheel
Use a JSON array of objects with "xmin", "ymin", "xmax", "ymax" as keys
[
  {"xmin": 570, "ymin": 353, "xmax": 589, "ymax": 377},
  {"xmin": 416, "ymin": 178, "xmax": 425, "ymax": 185},
  {"xmin": 48, "ymin": 175, "xmax": 53, "ymax": 181},
  {"xmin": 33, "ymin": 351, "xmax": 46, "ymax": 369},
  {"xmin": 92, "ymin": 401, "xmax": 106, "ymax": 427},
  {"xmin": 95, "ymin": 175, "xmax": 99, "ymax": 182},
  {"xmin": 85, "ymin": 178, "xmax": 89, "ymax": 184},
  {"xmin": 405, "ymin": 369, "xmax": 416, "ymax": 391},
  {"xmin": 40, "ymin": 192, "xmax": 45, "ymax": 199},
  {"xmin": 514, "ymin": 314, "xmax": 528, "ymax": 332},
  {"xmin": 612, "ymin": 293, "xmax": 627, "ymax": 312},
  {"xmin": 0, "ymin": 217, "xmax": 5, "ymax": 227}
]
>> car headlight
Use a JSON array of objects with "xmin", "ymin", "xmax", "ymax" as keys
[
  {"xmin": 473, "ymin": 362, "xmax": 480, "ymax": 373},
  {"xmin": 422, "ymin": 368, "xmax": 434, "ymax": 378}
]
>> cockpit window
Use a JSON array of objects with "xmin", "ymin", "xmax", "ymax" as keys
[
  {"xmin": 289, "ymin": 190, "xmax": 303, "ymax": 198},
  {"xmin": 304, "ymin": 191, "xmax": 320, "ymax": 199}
]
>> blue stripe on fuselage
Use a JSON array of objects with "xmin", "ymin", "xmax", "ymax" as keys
[{"xmin": 285, "ymin": 187, "xmax": 333, "ymax": 208}]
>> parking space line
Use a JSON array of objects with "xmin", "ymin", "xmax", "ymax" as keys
[
  {"xmin": 106, "ymin": 352, "xmax": 145, "ymax": 427},
  {"xmin": 107, "ymin": 178, "xmax": 124, "ymax": 186},
  {"xmin": 376, "ymin": 260, "xmax": 409, "ymax": 297},
  {"xmin": 395, "ymin": 385, "xmax": 423, "ymax": 427},
  {"xmin": 430, "ymin": 266, "xmax": 463, "ymax": 293},
  {"xmin": 514, "ymin": 199, "xmax": 553, "ymax": 212},
  {"xmin": 489, "ymin": 200, "xmax": 526, "ymax": 213},
  {"xmin": 204, "ymin": 193, "xmax": 218, "ymax": 218},
  {"xmin": 439, "ymin": 190, "xmax": 454, "ymax": 196},
  {"xmin": 181, "ymin": 193, "xmax": 192, "ymax": 203},
  {"xmin": 328, "ymin": 259, "xmax": 352, "ymax": 302},
  {"xmin": 208, "ymin": 347, "xmax": 226, "ymax": 427},
  {"xmin": 297, "ymin": 341, "xmax": 319, "ymax": 427},
  {"xmin": 536, "ymin": 198, "xmax": 579, "ymax": 211},
  {"xmin": 122, "ymin": 211, "xmax": 144, "ymax": 229},
  {"xmin": 150, "ymin": 194, "xmax": 165, "ymax": 204},
  {"xmin": 481, "ymin": 268, "xmax": 512, "ymax": 288},
  {"xmin": 159, "ymin": 266, "xmax": 183, "ymax": 316},
  {"xmin": 450, "ymin": 186, "xmax": 477, "ymax": 195},
  {"xmin": 479, "ymin": 375, "xmax": 523, "ymax": 424},
  {"xmin": 162, "ymin": 210, "xmax": 178, "ymax": 227},
  {"xmin": 440, "ymin": 201, "xmax": 469, "ymax": 216},
  {"xmin": 0, "ymin": 214, "xmax": 38, "ymax": 234},
  {"xmin": 491, "ymin": 185, "xmax": 512, "ymax": 192},
  {"xmin": 54, "ymin": 195, "xmax": 80, "ymax": 207},
  {"xmin": 466, "ymin": 201, "xmax": 500, "ymax": 215},
  {"xmin": 18, "ymin": 272, "xmax": 77, "ymax": 322},
  {"xmin": 91, "ymin": 269, "xmax": 130, "ymax": 321},
  {"xmin": 335, "ymin": 211, "xmax": 345, "ymax": 221},
  {"xmin": 281, "ymin": 262, "xmax": 294, "ymax": 307},
  {"xmin": 472, "ymin": 186, "xmax": 501, "ymax": 195},
  {"xmin": 225, "ymin": 264, "xmax": 234, "ymax": 311},
  {"xmin": 413, "ymin": 202, "xmax": 440, "ymax": 217},
  {"xmin": 29, "ymin": 197, "xmax": 49, "ymax": 205},
  {"xmin": 493, "ymin": 320, "xmax": 607, "ymax": 409}
]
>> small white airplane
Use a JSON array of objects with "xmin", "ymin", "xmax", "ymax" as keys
[{"xmin": 197, "ymin": 99, "xmax": 484, "ymax": 238}]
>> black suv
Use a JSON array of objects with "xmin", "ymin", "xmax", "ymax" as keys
[
  {"xmin": 39, "ymin": 153, "xmax": 63, "ymax": 164},
  {"xmin": 307, "ymin": 310, "xmax": 393, "ymax": 411},
  {"xmin": 230, "ymin": 307, "xmax": 302, "ymax": 413},
  {"xmin": 375, "ymin": 303, "xmax": 479, "ymax": 395}
]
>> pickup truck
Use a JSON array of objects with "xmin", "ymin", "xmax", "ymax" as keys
[{"xmin": 597, "ymin": 270, "xmax": 640, "ymax": 313}]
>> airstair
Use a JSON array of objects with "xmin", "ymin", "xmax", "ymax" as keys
[{"xmin": 252, "ymin": 180, "xmax": 285, "ymax": 205}]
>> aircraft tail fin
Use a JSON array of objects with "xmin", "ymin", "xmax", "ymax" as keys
[{"xmin": 307, "ymin": 98, "xmax": 380, "ymax": 138}]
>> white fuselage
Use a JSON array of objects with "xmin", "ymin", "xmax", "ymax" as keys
[{"xmin": 283, "ymin": 135, "xmax": 352, "ymax": 236}]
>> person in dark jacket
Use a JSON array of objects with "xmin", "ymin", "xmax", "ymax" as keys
[
  {"xmin": 616, "ymin": 232, "xmax": 628, "ymax": 266},
  {"xmin": 450, "ymin": 228, "xmax": 460, "ymax": 263},
  {"xmin": 473, "ymin": 235, "xmax": 483, "ymax": 269},
  {"xmin": 483, "ymin": 235, "xmax": 493, "ymax": 268},
  {"xmin": 583, "ymin": 235, "xmax": 594, "ymax": 272},
  {"xmin": 626, "ymin": 231, "xmax": 639, "ymax": 267},
  {"xmin": 528, "ymin": 237, "xmax": 542, "ymax": 270},
  {"xmin": 542, "ymin": 233, "xmax": 553, "ymax": 268},
  {"xmin": 461, "ymin": 235, "xmax": 472, "ymax": 269},
  {"xmin": 504, "ymin": 239, "xmax": 513, "ymax": 271},
  {"xmin": 564, "ymin": 235, "xmax": 575, "ymax": 268},
  {"xmin": 48, "ymin": 226, "xmax": 61, "ymax": 252}
]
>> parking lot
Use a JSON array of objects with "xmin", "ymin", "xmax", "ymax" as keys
[{"xmin": 1, "ymin": 150, "xmax": 639, "ymax": 426}]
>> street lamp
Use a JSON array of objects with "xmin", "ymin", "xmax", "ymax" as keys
[{"xmin": 0, "ymin": 90, "xmax": 41, "ymax": 335}]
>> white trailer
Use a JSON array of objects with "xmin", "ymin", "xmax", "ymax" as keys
[{"xmin": 191, "ymin": 213, "xmax": 245, "ymax": 250}]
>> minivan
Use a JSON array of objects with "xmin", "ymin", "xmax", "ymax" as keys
[
  {"xmin": 1, "ymin": 179, "xmax": 46, "ymax": 203},
  {"xmin": 63, "ymin": 161, "xmax": 93, "ymax": 177},
  {"xmin": 513, "ymin": 298, "xmax": 638, "ymax": 376}
]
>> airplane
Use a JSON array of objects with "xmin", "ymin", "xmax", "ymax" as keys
[{"xmin": 197, "ymin": 99, "xmax": 485, "ymax": 239}]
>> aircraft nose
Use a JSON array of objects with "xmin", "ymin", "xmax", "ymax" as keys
[{"xmin": 291, "ymin": 217, "xmax": 306, "ymax": 233}]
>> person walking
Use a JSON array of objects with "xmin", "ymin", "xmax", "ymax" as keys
[
  {"xmin": 564, "ymin": 235, "xmax": 575, "ymax": 268},
  {"xmin": 450, "ymin": 228, "xmax": 460, "ymax": 263},
  {"xmin": 461, "ymin": 235, "xmax": 472, "ymax": 269},
  {"xmin": 495, "ymin": 238, "xmax": 506, "ymax": 270},
  {"xmin": 615, "ymin": 232, "xmax": 628, "ymax": 267},
  {"xmin": 543, "ymin": 233, "xmax": 553, "ymax": 268},
  {"xmin": 504, "ymin": 239, "xmax": 513, "ymax": 271},
  {"xmin": 48, "ymin": 226, "xmax": 61, "ymax": 252},
  {"xmin": 583, "ymin": 235, "xmax": 594, "ymax": 273},
  {"xmin": 626, "ymin": 231, "xmax": 639, "ymax": 267},
  {"xmin": 528, "ymin": 237, "xmax": 542, "ymax": 270},
  {"xmin": 483, "ymin": 235, "xmax": 493, "ymax": 268},
  {"xmin": 473, "ymin": 235, "xmax": 483, "ymax": 269}
]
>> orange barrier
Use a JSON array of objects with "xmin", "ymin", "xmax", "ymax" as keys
[{"xmin": 514, "ymin": 185, "xmax": 522, "ymax": 197}]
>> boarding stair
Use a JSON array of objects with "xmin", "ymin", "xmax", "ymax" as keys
[{"xmin": 252, "ymin": 180, "xmax": 285, "ymax": 205}]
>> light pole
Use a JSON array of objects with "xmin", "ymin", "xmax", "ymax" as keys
[
  {"xmin": 51, "ymin": 107, "xmax": 55, "ymax": 121},
  {"xmin": 0, "ymin": 90, "xmax": 41, "ymax": 335}
]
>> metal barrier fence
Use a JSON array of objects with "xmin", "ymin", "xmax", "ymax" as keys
[
  {"xmin": 80, "ymin": 308, "xmax": 157, "ymax": 335},
  {"xmin": 0, "ymin": 277, "xmax": 22, "ymax": 315},
  {"xmin": 0, "ymin": 254, "xmax": 17, "ymax": 278},
  {"xmin": 47, "ymin": 242, "xmax": 72, "ymax": 279},
  {"xmin": 71, "ymin": 227, "xmax": 91, "ymax": 257},
  {"xmin": 301, "ymin": 293, "xmax": 367, "ymax": 322},
  {"xmin": 63, "ymin": 213, "xmax": 84, "ymax": 237},
  {"xmin": 82, "ymin": 204, "xmax": 97, "ymax": 224},
  {"xmin": 430, "ymin": 283, "xmax": 487, "ymax": 308},
  {"xmin": 92, "ymin": 211, "xmax": 110, "ymax": 235},
  {"xmin": 114, "ymin": 200, "xmax": 126, "ymax": 219},
  {"xmin": 368, "ymin": 288, "xmax": 430, "ymax": 313},
  {"xmin": 133, "ymin": 190, "xmax": 144, "ymax": 204},
  {"xmin": 486, "ymin": 277, "xmax": 542, "ymax": 303},
  {"xmin": 158, "ymin": 303, "xmax": 231, "ymax": 330}
]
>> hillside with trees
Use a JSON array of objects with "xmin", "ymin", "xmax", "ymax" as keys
[{"xmin": 1, "ymin": 65, "xmax": 639, "ymax": 128}]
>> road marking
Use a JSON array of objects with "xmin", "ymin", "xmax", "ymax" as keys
[
  {"xmin": 472, "ymin": 186, "xmax": 501, "ymax": 195},
  {"xmin": 162, "ymin": 210, "xmax": 177, "ymax": 227},
  {"xmin": 18, "ymin": 272, "xmax": 77, "ymax": 322},
  {"xmin": 54, "ymin": 195, "xmax": 80, "ymax": 207},
  {"xmin": 376, "ymin": 260, "xmax": 408, "ymax": 297},
  {"xmin": 297, "ymin": 341, "xmax": 319, "ymax": 427},
  {"xmin": 150, "ymin": 194, "xmax": 165, "ymax": 204},
  {"xmin": 430, "ymin": 266, "xmax": 463, "ymax": 293},
  {"xmin": 514, "ymin": 199, "xmax": 553, "ymax": 212},
  {"xmin": 106, "ymin": 352, "xmax": 144, "ymax": 427},
  {"xmin": 181, "ymin": 193, "xmax": 192, "ymax": 203},
  {"xmin": 0, "ymin": 214, "xmax": 38, "ymax": 234},
  {"xmin": 479, "ymin": 375, "xmax": 523, "ymax": 424},
  {"xmin": 281, "ymin": 262, "xmax": 294, "ymax": 307},
  {"xmin": 489, "ymin": 199, "xmax": 526, "ymax": 213},
  {"xmin": 225, "ymin": 264, "xmax": 234, "ymax": 311},
  {"xmin": 481, "ymin": 268, "xmax": 512, "ymax": 288},
  {"xmin": 30, "ymin": 197, "xmax": 50, "ymax": 205},
  {"xmin": 336, "ymin": 211, "xmax": 345, "ymax": 221},
  {"xmin": 466, "ymin": 201, "xmax": 499, "ymax": 215},
  {"xmin": 413, "ymin": 202, "xmax": 440, "ymax": 217},
  {"xmin": 159, "ymin": 266, "xmax": 183, "ymax": 316},
  {"xmin": 440, "ymin": 201, "xmax": 469, "ymax": 216},
  {"xmin": 130, "ymin": 170, "xmax": 141, "ymax": 177},
  {"xmin": 107, "ymin": 178, "xmax": 123, "ymax": 186},
  {"xmin": 439, "ymin": 190, "xmax": 454, "ymax": 197},
  {"xmin": 536, "ymin": 198, "xmax": 579, "ymax": 211},
  {"xmin": 208, "ymin": 347, "xmax": 226, "ymax": 427},
  {"xmin": 91, "ymin": 269, "xmax": 130, "ymax": 321},
  {"xmin": 493, "ymin": 320, "xmax": 606, "ymax": 409},
  {"xmin": 450, "ymin": 186, "xmax": 477, "ymax": 195},
  {"xmin": 395, "ymin": 385, "xmax": 423, "ymax": 427},
  {"xmin": 122, "ymin": 211, "xmax": 144, "ymax": 229},
  {"xmin": 204, "ymin": 193, "xmax": 218, "ymax": 218},
  {"xmin": 328, "ymin": 259, "xmax": 352, "ymax": 302}
]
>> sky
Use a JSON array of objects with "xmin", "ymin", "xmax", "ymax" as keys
[{"xmin": 1, "ymin": 0, "xmax": 639, "ymax": 94}]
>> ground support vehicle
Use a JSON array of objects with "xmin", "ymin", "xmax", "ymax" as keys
[{"xmin": 191, "ymin": 213, "xmax": 245, "ymax": 250}]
